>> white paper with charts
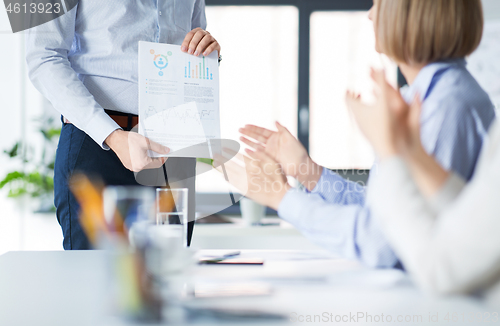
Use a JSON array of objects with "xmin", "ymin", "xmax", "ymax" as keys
[{"xmin": 138, "ymin": 41, "xmax": 220, "ymax": 158}]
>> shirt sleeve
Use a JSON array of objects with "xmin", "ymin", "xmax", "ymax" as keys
[
  {"xmin": 283, "ymin": 96, "xmax": 486, "ymax": 268},
  {"xmin": 422, "ymin": 96, "xmax": 491, "ymax": 182},
  {"xmin": 309, "ymin": 168, "xmax": 367, "ymax": 206},
  {"xmin": 278, "ymin": 187, "xmax": 398, "ymax": 268},
  {"xmin": 25, "ymin": 6, "xmax": 120, "ymax": 149},
  {"xmin": 369, "ymin": 154, "xmax": 500, "ymax": 295},
  {"xmin": 192, "ymin": 0, "xmax": 207, "ymax": 30}
]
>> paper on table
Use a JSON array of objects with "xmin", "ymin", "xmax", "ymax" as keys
[{"xmin": 138, "ymin": 41, "xmax": 221, "ymax": 158}]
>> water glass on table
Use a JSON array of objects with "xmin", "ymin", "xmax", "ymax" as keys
[
  {"xmin": 103, "ymin": 185, "xmax": 155, "ymax": 229},
  {"xmin": 156, "ymin": 188, "xmax": 189, "ymax": 247},
  {"xmin": 240, "ymin": 197, "xmax": 266, "ymax": 226}
]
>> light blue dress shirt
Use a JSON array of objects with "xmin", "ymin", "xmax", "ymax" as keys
[
  {"xmin": 25, "ymin": 0, "xmax": 206, "ymax": 148},
  {"xmin": 278, "ymin": 59, "xmax": 496, "ymax": 268}
]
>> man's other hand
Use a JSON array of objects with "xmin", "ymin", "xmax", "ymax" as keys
[
  {"xmin": 105, "ymin": 130, "xmax": 170, "ymax": 172},
  {"xmin": 181, "ymin": 28, "xmax": 221, "ymax": 57}
]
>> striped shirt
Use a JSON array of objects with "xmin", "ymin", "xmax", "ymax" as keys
[
  {"xmin": 278, "ymin": 58, "xmax": 496, "ymax": 268},
  {"xmin": 25, "ymin": 0, "xmax": 207, "ymax": 149}
]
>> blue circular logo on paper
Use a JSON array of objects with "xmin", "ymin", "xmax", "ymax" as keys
[{"xmin": 154, "ymin": 54, "xmax": 169, "ymax": 70}]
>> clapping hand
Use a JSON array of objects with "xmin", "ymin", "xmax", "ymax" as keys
[
  {"xmin": 213, "ymin": 148, "xmax": 290, "ymax": 211},
  {"xmin": 239, "ymin": 122, "xmax": 322, "ymax": 190},
  {"xmin": 346, "ymin": 68, "xmax": 423, "ymax": 160}
]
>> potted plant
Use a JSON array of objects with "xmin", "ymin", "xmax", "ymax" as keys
[{"xmin": 0, "ymin": 116, "xmax": 60, "ymax": 213}]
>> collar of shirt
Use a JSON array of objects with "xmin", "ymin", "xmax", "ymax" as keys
[{"xmin": 401, "ymin": 58, "xmax": 467, "ymax": 103}]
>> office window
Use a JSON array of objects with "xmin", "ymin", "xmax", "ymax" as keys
[
  {"xmin": 0, "ymin": 19, "xmax": 58, "ymax": 252},
  {"xmin": 309, "ymin": 12, "xmax": 398, "ymax": 169},
  {"xmin": 196, "ymin": 6, "xmax": 299, "ymax": 193}
]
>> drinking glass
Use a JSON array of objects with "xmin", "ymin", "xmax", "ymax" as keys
[
  {"xmin": 156, "ymin": 188, "xmax": 189, "ymax": 247},
  {"xmin": 103, "ymin": 186, "xmax": 155, "ymax": 230}
]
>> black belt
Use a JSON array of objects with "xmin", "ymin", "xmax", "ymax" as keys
[{"xmin": 104, "ymin": 109, "xmax": 138, "ymax": 131}]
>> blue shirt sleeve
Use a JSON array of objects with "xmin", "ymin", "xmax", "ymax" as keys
[
  {"xmin": 25, "ymin": 6, "xmax": 120, "ymax": 149},
  {"xmin": 420, "ymin": 94, "xmax": 495, "ymax": 181},
  {"xmin": 278, "ymin": 188, "xmax": 399, "ymax": 268},
  {"xmin": 309, "ymin": 168, "xmax": 367, "ymax": 206}
]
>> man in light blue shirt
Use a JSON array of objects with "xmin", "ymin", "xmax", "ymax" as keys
[
  {"xmin": 238, "ymin": 59, "xmax": 495, "ymax": 268},
  {"xmin": 26, "ymin": 0, "xmax": 220, "ymax": 249}
]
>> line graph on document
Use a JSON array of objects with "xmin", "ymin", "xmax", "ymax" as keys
[{"xmin": 144, "ymin": 105, "xmax": 215, "ymax": 126}]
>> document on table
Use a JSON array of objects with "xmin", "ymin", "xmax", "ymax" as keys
[{"xmin": 138, "ymin": 41, "xmax": 221, "ymax": 158}]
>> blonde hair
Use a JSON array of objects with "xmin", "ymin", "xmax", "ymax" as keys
[{"xmin": 376, "ymin": 0, "xmax": 484, "ymax": 64}]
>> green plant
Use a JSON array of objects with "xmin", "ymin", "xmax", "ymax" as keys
[
  {"xmin": 0, "ymin": 116, "xmax": 60, "ymax": 210},
  {"xmin": 196, "ymin": 158, "xmax": 214, "ymax": 166}
]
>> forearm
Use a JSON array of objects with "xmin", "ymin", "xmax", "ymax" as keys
[
  {"xmin": 279, "ymin": 188, "xmax": 398, "ymax": 268},
  {"xmin": 303, "ymin": 166, "xmax": 367, "ymax": 206},
  {"xmin": 294, "ymin": 157, "xmax": 323, "ymax": 191},
  {"xmin": 28, "ymin": 57, "xmax": 119, "ymax": 148},
  {"xmin": 369, "ymin": 157, "xmax": 500, "ymax": 295},
  {"xmin": 403, "ymin": 145, "xmax": 451, "ymax": 198},
  {"xmin": 293, "ymin": 155, "xmax": 366, "ymax": 203},
  {"xmin": 25, "ymin": 7, "xmax": 119, "ymax": 148},
  {"xmin": 428, "ymin": 173, "xmax": 466, "ymax": 214},
  {"xmin": 368, "ymin": 157, "xmax": 444, "ymax": 289}
]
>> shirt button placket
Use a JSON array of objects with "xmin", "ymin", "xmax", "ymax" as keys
[{"xmin": 156, "ymin": 0, "xmax": 160, "ymax": 42}]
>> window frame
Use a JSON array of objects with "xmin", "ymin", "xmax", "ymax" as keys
[
  {"xmin": 206, "ymin": 0, "xmax": 374, "ymax": 152},
  {"xmin": 203, "ymin": 0, "xmax": 375, "ymax": 214}
]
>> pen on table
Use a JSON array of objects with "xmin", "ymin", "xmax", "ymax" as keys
[{"xmin": 199, "ymin": 251, "xmax": 241, "ymax": 264}]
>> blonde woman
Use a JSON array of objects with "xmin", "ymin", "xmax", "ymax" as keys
[
  {"xmin": 345, "ymin": 69, "xmax": 500, "ymax": 306},
  {"xmin": 228, "ymin": 0, "xmax": 495, "ymax": 268}
]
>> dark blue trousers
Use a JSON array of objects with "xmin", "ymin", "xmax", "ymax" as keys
[{"xmin": 54, "ymin": 122, "xmax": 196, "ymax": 250}]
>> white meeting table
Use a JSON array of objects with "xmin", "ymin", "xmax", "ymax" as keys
[{"xmin": 0, "ymin": 250, "xmax": 493, "ymax": 326}]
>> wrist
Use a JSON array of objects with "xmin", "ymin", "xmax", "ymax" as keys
[
  {"xmin": 400, "ymin": 141, "xmax": 426, "ymax": 162},
  {"xmin": 296, "ymin": 157, "xmax": 323, "ymax": 191},
  {"xmin": 104, "ymin": 129, "xmax": 125, "ymax": 150},
  {"xmin": 377, "ymin": 146, "xmax": 398, "ymax": 161},
  {"xmin": 270, "ymin": 183, "xmax": 291, "ymax": 211},
  {"xmin": 374, "ymin": 137, "xmax": 398, "ymax": 161}
]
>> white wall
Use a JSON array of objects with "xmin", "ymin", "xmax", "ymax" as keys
[
  {"xmin": 0, "ymin": 9, "xmax": 62, "ymax": 254},
  {"xmin": 483, "ymin": 0, "xmax": 500, "ymax": 20},
  {"xmin": 467, "ymin": 0, "xmax": 500, "ymax": 109},
  {"xmin": 0, "ymin": 7, "xmax": 26, "ymax": 254}
]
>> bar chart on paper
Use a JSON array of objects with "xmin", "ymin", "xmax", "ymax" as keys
[{"xmin": 185, "ymin": 56, "xmax": 214, "ymax": 80}]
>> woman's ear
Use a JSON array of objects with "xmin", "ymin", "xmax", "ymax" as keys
[{"xmin": 368, "ymin": 5, "xmax": 374, "ymax": 21}]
